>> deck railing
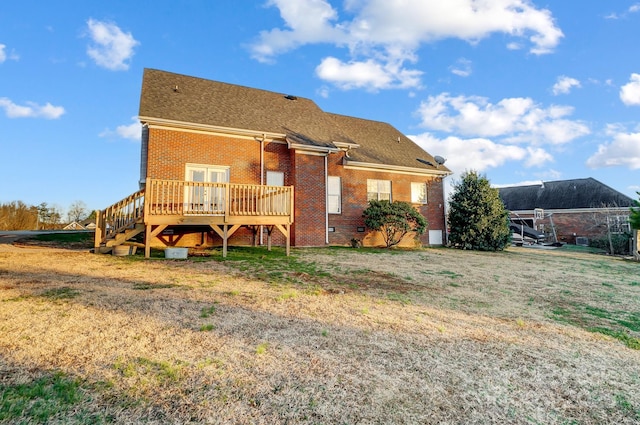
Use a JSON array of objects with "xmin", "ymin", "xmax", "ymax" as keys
[
  {"xmin": 95, "ymin": 180, "xmax": 293, "ymax": 248},
  {"xmin": 145, "ymin": 179, "xmax": 293, "ymax": 218},
  {"xmin": 96, "ymin": 188, "xmax": 145, "ymax": 242}
]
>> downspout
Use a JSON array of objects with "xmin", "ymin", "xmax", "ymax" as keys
[
  {"xmin": 325, "ymin": 154, "xmax": 329, "ymax": 244},
  {"xmin": 260, "ymin": 133, "xmax": 265, "ymax": 246}
]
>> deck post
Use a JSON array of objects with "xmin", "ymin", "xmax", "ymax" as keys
[
  {"xmin": 222, "ymin": 224, "xmax": 228, "ymax": 258},
  {"xmin": 286, "ymin": 224, "xmax": 290, "ymax": 256},
  {"xmin": 145, "ymin": 224, "xmax": 152, "ymax": 258},
  {"xmin": 94, "ymin": 209, "xmax": 103, "ymax": 254}
]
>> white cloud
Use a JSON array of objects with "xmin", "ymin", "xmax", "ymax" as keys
[
  {"xmin": 100, "ymin": 117, "xmax": 141, "ymax": 141},
  {"xmin": 0, "ymin": 43, "xmax": 19, "ymax": 63},
  {"xmin": 251, "ymin": 0, "xmax": 563, "ymax": 90},
  {"xmin": 552, "ymin": 76, "xmax": 581, "ymax": 95},
  {"xmin": 415, "ymin": 93, "xmax": 590, "ymax": 145},
  {"xmin": 316, "ymin": 86, "xmax": 330, "ymax": 98},
  {"xmin": 450, "ymin": 58, "xmax": 472, "ymax": 77},
  {"xmin": 85, "ymin": 19, "xmax": 139, "ymax": 71},
  {"xmin": 0, "ymin": 97, "xmax": 65, "ymax": 119},
  {"xmin": 630, "ymin": 4, "xmax": 640, "ymax": 13},
  {"xmin": 251, "ymin": 0, "xmax": 344, "ymax": 62},
  {"xmin": 620, "ymin": 73, "xmax": 640, "ymax": 105},
  {"xmin": 408, "ymin": 133, "xmax": 527, "ymax": 175},
  {"xmin": 524, "ymin": 147, "xmax": 553, "ymax": 167},
  {"xmin": 315, "ymin": 56, "xmax": 422, "ymax": 90},
  {"xmin": 586, "ymin": 131, "xmax": 640, "ymax": 169}
]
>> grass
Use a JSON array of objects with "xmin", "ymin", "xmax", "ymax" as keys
[
  {"xmin": 132, "ymin": 282, "xmax": 177, "ymax": 290},
  {"xmin": 200, "ymin": 305, "xmax": 217, "ymax": 318},
  {"xmin": 1, "ymin": 245, "xmax": 640, "ymax": 423},
  {"xmin": 30, "ymin": 232, "xmax": 94, "ymax": 244},
  {"xmin": 0, "ymin": 371, "xmax": 84, "ymax": 423},
  {"xmin": 550, "ymin": 301, "xmax": 640, "ymax": 349},
  {"xmin": 40, "ymin": 286, "xmax": 80, "ymax": 300}
]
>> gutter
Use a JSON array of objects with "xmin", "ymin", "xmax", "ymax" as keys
[
  {"xmin": 343, "ymin": 159, "xmax": 452, "ymax": 177},
  {"xmin": 139, "ymin": 116, "xmax": 286, "ymax": 140}
]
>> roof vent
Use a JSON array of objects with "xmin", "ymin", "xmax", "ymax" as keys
[{"xmin": 284, "ymin": 94, "xmax": 297, "ymax": 101}]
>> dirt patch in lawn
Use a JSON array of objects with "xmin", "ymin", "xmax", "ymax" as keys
[{"xmin": 1, "ymin": 245, "xmax": 640, "ymax": 424}]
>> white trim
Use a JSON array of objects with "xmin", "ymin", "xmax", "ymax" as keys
[
  {"xmin": 287, "ymin": 139, "xmax": 340, "ymax": 154},
  {"xmin": 333, "ymin": 141, "xmax": 361, "ymax": 149},
  {"xmin": 185, "ymin": 163, "xmax": 230, "ymax": 172},
  {"xmin": 294, "ymin": 149, "xmax": 331, "ymax": 157},
  {"xmin": 344, "ymin": 160, "xmax": 451, "ymax": 177},
  {"xmin": 140, "ymin": 116, "xmax": 287, "ymax": 142}
]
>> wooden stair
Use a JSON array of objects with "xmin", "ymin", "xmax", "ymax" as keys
[{"xmin": 94, "ymin": 189, "xmax": 145, "ymax": 253}]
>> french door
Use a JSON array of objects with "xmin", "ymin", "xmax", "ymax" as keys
[{"xmin": 185, "ymin": 165, "xmax": 229, "ymax": 213}]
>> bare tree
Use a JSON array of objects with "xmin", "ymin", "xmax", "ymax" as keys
[{"xmin": 67, "ymin": 200, "xmax": 87, "ymax": 223}]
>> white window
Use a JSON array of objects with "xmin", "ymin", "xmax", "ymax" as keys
[
  {"xmin": 411, "ymin": 182, "xmax": 428, "ymax": 204},
  {"xmin": 367, "ymin": 179, "xmax": 391, "ymax": 201},
  {"xmin": 266, "ymin": 171, "xmax": 284, "ymax": 186},
  {"xmin": 327, "ymin": 176, "xmax": 341, "ymax": 214}
]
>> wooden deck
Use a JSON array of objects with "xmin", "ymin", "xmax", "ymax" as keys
[{"xmin": 95, "ymin": 179, "xmax": 294, "ymax": 257}]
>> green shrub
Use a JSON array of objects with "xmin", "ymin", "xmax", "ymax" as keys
[
  {"xmin": 589, "ymin": 233, "xmax": 631, "ymax": 255},
  {"xmin": 363, "ymin": 200, "xmax": 427, "ymax": 248}
]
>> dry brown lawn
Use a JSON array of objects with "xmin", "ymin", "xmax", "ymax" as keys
[{"xmin": 1, "ymin": 242, "xmax": 640, "ymax": 424}]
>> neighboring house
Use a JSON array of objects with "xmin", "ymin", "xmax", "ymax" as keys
[
  {"xmin": 95, "ymin": 68, "xmax": 451, "ymax": 257},
  {"xmin": 63, "ymin": 221, "xmax": 85, "ymax": 230},
  {"xmin": 498, "ymin": 178, "xmax": 633, "ymax": 245}
]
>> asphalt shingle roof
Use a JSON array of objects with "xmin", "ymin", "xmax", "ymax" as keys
[
  {"xmin": 139, "ymin": 68, "xmax": 449, "ymax": 173},
  {"xmin": 498, "ymin": 178, "xmax": 633, "ymax": 210}
]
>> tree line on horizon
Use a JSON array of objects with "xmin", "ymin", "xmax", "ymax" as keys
[{"xmin": 0, "ymin": 200, "xmax": 93, "ymax": 231}]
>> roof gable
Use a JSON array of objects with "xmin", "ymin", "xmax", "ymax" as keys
[
  {"xmin": 327, "ymin": 113, "xmax": 450, "ymax": 173},
  {"xmin": 498, "ymin": 178, "xmax": 633, "ymax": 210},
  {"xmin": 139, "ymin": 69, "xmax": 448, "ymax": 174},
  {"xmin": 140, "ymin": 69, "xmax": 341, "ymax": 148}
]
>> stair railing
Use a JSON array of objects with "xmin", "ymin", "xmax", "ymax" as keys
[{"xmin": 95, "ymin": 189, "xmax": 145, "ymax": 246}]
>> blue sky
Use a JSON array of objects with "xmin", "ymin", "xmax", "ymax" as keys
[{"xmin": 2, "ymin": 1, "xmax": 640, "ymax": 216}]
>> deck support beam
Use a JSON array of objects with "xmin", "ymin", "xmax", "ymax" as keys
[
  {"xmin": 275, "ymin": 224, "xmax": 291, "ymax": 256},
  {"xmin": 145, "ymin": 224, "xmax": 168, "ymax": 258},
  {"xmin": 210, "ymin": 224, "xmax": 241, "ymax": 257}
]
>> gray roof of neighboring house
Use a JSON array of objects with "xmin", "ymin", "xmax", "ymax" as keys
[
  {"xmin": 139, "ymin": 68, "xmax": 450, "ymax": 174},
  {"xmin": 498, "ymin": 178, "xmax": 633, "ymax": 211}
]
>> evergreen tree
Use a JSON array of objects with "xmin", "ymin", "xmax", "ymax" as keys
[
  {"xmin": 448, "ymin": 170, "xmax": 511, "ymax": 251},
  {"xmin": 630, "ymin": 192, "xmax": 640, "ymax": 230}
]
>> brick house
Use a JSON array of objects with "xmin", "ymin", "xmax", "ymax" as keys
[
  {"xmin": 498, "ymin": 178, "xmax": 633, "ymax": 245},
  {"xmin": 94, "ymin": 69, "xmax": 451, "ymax": 257}
]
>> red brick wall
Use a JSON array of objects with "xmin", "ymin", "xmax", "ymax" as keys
[
  {"xmin": 530, "ymin": 211, "xmax": 630, "ymax": 244},
  {"xmin": 326, "ymin": 152, "xmax": 446, "ymax": 247},
  {"xmin": 145, "ymin": 128, "xmax": 290, "ymax": 247},
  {"xmin": 144, "ymin": 128, "xmax": 448, "ymax": 248},
  {"xmin": 146, "ymin": 128, "xmax": 263, "ymax": 182},
  {"xmin": 290, "ymin": 151, "xmax": 327, "ymax": 247}
]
